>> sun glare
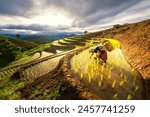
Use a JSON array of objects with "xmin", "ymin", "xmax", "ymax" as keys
[{"xmin": 31, "ymin": 13, "xmax": 72, "ymax": 26}]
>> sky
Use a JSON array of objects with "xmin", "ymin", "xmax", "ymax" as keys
[{"xmin": 0, "ymin": 0, "xmax": 150, "ymax": 34}]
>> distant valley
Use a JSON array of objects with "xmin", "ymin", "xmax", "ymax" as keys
[{"xmin": 0, "ymin": 32, "xmax": 81, "ymax": 44}]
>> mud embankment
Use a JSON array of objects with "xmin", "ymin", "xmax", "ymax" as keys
[
  {"xmin": 61, "ymin": 47, "xmax": 100, "ymax": 99},
  {"xmin": 114, "ymin": 21, "xmax": 150, "ymax": 99},
  {"xmin": 17, "ymin": 46, "xmax": 99, "ymax": 99}
]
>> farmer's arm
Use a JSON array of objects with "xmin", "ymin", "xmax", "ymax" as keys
[
  {"xmin": 90, "ymin": 53, "xmax": 94, "ymax": 58},
  {"xmin": 97, "ymin": 50, "xmax": 101, "ymax": 53},
  {"xmin": 97, "ymin": 50, "xmax": 101, "ymax": 55}
]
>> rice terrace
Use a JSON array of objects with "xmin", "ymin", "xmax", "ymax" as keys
[{"xmin": 0, "ymin": 19, "xmax": 149, "ymax": 100}]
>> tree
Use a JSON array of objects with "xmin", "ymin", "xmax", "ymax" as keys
[
  {"xmin": 16, "ymin": 34, "xmax": 20, "ymax": 39},
  {"xmin": 84, "ymin": 31, "xmax": 88, "ymax": 35}
]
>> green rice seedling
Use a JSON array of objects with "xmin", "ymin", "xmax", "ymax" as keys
[
  {"xmin": 127, "ymin": 64, "xmax": 131, "ymax": 69},
  {"xmin": 112, "ymin": 80, "xmax": 116, "ymax": 88},
  {"xmin": 91, "ymin": 69, "xmax": 94, "ymax": 78},
  {"xmin": 84, "ymin": 64, "xmax": 89, "ymax": 74},
  {"xmin": 119, "ymin": 69, "xmax": 124, "ymax": 78},
  {"xmin": 98, "ymin": 78, "xmax": 103, "ymax": 88},
  {"xmin": 73, "ymin": 54, "xmax": 77, "ymax": 61},
  {"xmin": 96, "ymin": 65, "xmax": 99, "ymax": 72},
  {"xmin": 116, "ymin": 61, "xmax": 120, "ymax": 67},
  {"xmin": 105, "ymin": 66, "xmax": 109, "ymax": 73},
  {"xmin": 110, "ymin": 64, "xmax": 114, "ymax": 70},
  {"xmin": 101, "ymin": 64, "xmax": 104, "ymax": 73},
  {"xmin": 96, "ymin": 58, "xmax": 99, "ymax": 66},
  {"xmin": 80, "ymin": 72, "xmax": 83, "ymax": 80},
  {"xmin": 119, "ymin": 80, "xmax": 125, "ymax": 86},
  {"xmin": 107, "ymin": 67, "xmax": 112, "ymax": 79},
  {"xmin": 107, "ymin": 73, "xmax": 111, "ymax": 79},
  {"xmin": 112, "ymin": 93, "xmax": 118, "ymax": 100},
  {"xmin": 133, "ymin": 86, "xmax": 139, "ymax": 95},
  {"xmin": 88, "ymin": 74, "xmax": 92, "ymax": 83},
  {"xmin": 131, "ymin": 68, "xmax": 135, "ymax": 73},
  {"xmin": 127, "ymin": 94, "xmax": 132, "ymax": 100},
  {"xmin": 132, "ymin": 70, "xmax": 137, "ymax": 87},
  {"xmin": 132, "ymin": 76, "xmax": 137, "ymax": 87},
  {"xmin": 78, "ymin": 62, "xmax": 82, "ymax": 68},
  {"xmin": 123, "ymin": 75, "xmax": 128, "ymax": 82},
  {"xmin": 100, "ymin": 74, "xmax": 103, "ymax": 80},
  {"xmin": 107, "ymin": 68, "xmax": 112, "ymax": 79},
  {"xmin": 74, "ymin": 67, "xmax": 79, "ymax": 73},
  {"xmin": 108, "ymin": 65, "xmax": 114, "ymax": 74},
  {"xmin": 93, "ymin": 62, "xmax": 97, "ymax": 71},
  {"xmin": 98, "ymin": 74, "xmax": 103, "ymax": 88}
]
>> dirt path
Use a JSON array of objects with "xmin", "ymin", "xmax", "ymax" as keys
[{"xmin": 70, "ymin": 48, "xmax": 146, "ymax": 99}]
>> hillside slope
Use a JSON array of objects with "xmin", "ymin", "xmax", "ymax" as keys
[
  {"xmin": 0, "ymin": 19, "xmax": 149, "ymax": 100},
  {"xmin": 23, "ymin": 33, "xmax": 77, "ymax": 44},
  {"xmin": 114, "ymin": 20, "xmax": 149, "ymax": 79},
  {"xmin": 85, "ymin": 19, "xmax": 150, "ymax": 98},
  {"xmin": 87, "ymin": 19, "xmax": 150, "ymax": 80},
  {"xmin": 0, "ymin": 35, "xmax": 38, "ymax": 67}
]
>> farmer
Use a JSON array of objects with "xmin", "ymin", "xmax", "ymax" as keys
[{"xmin": 89, "ymin": 45, "xmax": 107, "ymax": 63}]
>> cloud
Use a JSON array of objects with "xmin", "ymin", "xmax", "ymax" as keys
[
  {"xmin": 98, "ymin": 0, "xmax": 150, "ymax": 26},
  {"xmin": 0, "ymin": 0, "xmax": 35, "ymax": 17},
  {"xmin": 0, "ymin": 0, "xmax": 149, "ymax": 34},
  {"xmin": 43, "ymin": 0, "xmax": 142, "ymax": 27},
  {"xmin": 0, "ymin": 0, "xmax": 142, "ymax": 22},
  {"xmin": 0, "ymin": 24, "xmax": 71, "ymax": 34}
]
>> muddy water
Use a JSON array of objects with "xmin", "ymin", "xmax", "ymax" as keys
[
  {"xmin": 70, "ymin": 49, "xmax": 146, "ymax": 100},
  {"xmin": 22, "ymin": 56, "xmax": 63, "ymax": 82}
]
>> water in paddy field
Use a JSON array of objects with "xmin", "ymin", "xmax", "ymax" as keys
[
  {"xmin": 0, "ymin": 51, "xmax": 54, "ymax": 79},
  {"xmin": 22, "ymin": 56, "xmax": 63, "ymax": 82},
  {"xmin": 71, "ymin": 49, "xmax": 146, "ymax": 100}
]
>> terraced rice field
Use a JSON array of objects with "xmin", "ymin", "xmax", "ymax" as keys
[
  {"xmin": 21, "ymin": 56, "xmax": 64, "ymax": 82},
  {"xmin": 39, "ymin": 51, "xmax": 53, "ymax": 59},
  {"xmin": 70, "ymin": 39, "xmax": 145, "ymax": 99},
  {"xmin": 6, "ymin": 53, "xmax": 41, "ymax": 68},
  {"xmin": 0, "ymin": 51, "xmax": 53, "ymax": 79},
  {"xmin": 52, "ymin": 37, "xmax": 89, "ymax": 50}
]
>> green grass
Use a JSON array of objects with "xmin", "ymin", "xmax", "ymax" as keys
[
  {"xmin": 29, "ymin": 86, "xmax": 61, "ymax": 100},
  {"xmin": 0, "ymin": 77, "xmax": 25, "ymax": 99},
  {"xmin": 0, "ymin": 35, "xmax": 40, "ymax": 68},
  {"xmin": 1, "ymin": 39, "xmax": 52, "ymax": 69},
  {"xmin": 0, "ymin": 35, "xmax": 10, "ymax": 39}
]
